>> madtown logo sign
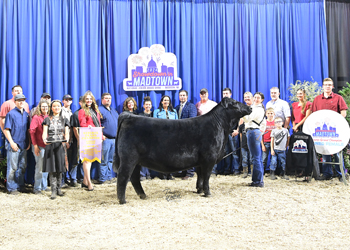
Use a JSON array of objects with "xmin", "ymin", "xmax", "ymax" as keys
[{"xmin": 123, "ymin": 44, "xmax": 182, "ymax": 91}]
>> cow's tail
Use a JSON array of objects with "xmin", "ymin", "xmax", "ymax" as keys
[{"xmin": 113, "ymin": 114, "xmax": 127, "ymax": 173}]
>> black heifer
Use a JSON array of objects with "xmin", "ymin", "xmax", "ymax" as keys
[{"xmin": 113, "ymin": 97, "xmax": 251, "ymax": 204}]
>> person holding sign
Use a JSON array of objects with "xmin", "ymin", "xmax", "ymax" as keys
[
  {"xmin": 30, "ymin": 100, "xmax": 50, "ymax": 194},
  {"xmin": 78, "ymin": 91, "xmax": 102, "ymax": 191},
  {"xmin": 42, "ymin": 100, "xmax": 70, "ymax": 199},
  {"xmin": 311, "ymin": 78, "xmax": 348, "ymax": 181}
]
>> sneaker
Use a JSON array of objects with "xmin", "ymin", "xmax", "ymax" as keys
[
  {"xmin": 19, "ymin": 187, "xmax": 29, "ymax": 193},
  {"xmin": 61, "ymin": 183, "xmax": 69, "ymax": 188},
  {"xmin": 8, "ymin": 190, "xmax": 19, "ymax": 195},
  {"xmin": 146, "ymin": 176, "xmax": 151, "ymax": 180},
  {"xmin": 69, "ymin": 181, "xmax": 78, "ymax": 187},
  {"xmin": 211, "ymin": 173, "xmax": 217, "ymax": 178},
  {"xmin": 181, "ymin": 176, "xmax": 190, "ymax": 180},
  {"xmin": 281, "ymin": 175, "xmax": 290, "ymax": 180},
  {"xmin": 339, "ymin": 175, "xmax": 349, "ymax": 182},
  {"xmin": 249, "ymin": 182, "xmax": 264, "ymax": 188},
  {"xmin": 233, "ymin": 171, "xmax": 240, "ymax": 176},
  {"xmin": 140, "ymin": 176, "xmax": 146, "ymax": 181},
  {"xmin": 33, "ymin": 190, "xmax": 43, "ymax": 195},
  {"xmin": 318, "ymin": 175, "xmax": 332, "ymax": 181}
]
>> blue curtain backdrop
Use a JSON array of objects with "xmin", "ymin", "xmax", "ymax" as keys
[
  {"xmin": 0, "ymin": 0, "xmax": 328, "ymax": 181},
  {"xmin": 0, "ymin": 0, "xmax": 328, "ymax": 111}
]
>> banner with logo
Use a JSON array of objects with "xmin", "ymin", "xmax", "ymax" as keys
[
  {"xmin": 303, "ymin": 110, "xmax": 350, "ymax": 155},
  {"xmin": 123, "ymin": 44, "xmax": 182, "ymax": 91},
  {"xmin": 79, "ymin": 127, "xmax": 103, "ymax": 163}
]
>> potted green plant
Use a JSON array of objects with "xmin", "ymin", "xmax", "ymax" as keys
[{"xmin": 339, "ymin": 82, "xmax": 350, "ymax": 171}]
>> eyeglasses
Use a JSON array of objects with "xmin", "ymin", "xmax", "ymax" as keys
[{"xmin": 275, "ymin": 121, "xmax": 283, "ymax": 123}]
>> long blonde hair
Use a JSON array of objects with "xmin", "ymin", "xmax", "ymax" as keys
[
  {"xmin": 81, "ymin": 91, "xmax": 102, "ymax": 118},
  {"xmin": 297, "ymin": 88, "xmax": 307, "ymax": 115}
]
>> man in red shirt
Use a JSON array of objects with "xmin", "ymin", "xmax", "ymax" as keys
[
  {"xmin": 0, "ymin": 85, "xmax": 30, "ymax": 132},
  {"xmin": 311, "ymin": 78, "xmax": 348, "ymax": 181}
]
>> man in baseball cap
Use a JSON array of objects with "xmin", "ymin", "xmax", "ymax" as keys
[{"xmin": 3, "ymin": 94, "xmax": 30, "ymax": 194}]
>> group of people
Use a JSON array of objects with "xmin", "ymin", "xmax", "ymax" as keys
[
  {"xmin": 237, "ymin": 78, "xmax": 347, "ymax": 187},
  {"xmin": 0, "ymin": 87, "xmax": 119, "ymax": 199},
  {"xmin": 0, "ymin": 77, "xmax": 348, "ymax": 197}
]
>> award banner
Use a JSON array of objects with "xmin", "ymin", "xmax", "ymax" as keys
[
  {"xmin": 303, "ymin": 110, "xmax": 350, "ymax": 155},
  {"xmin": 123, "ymin": 44, "xmax": 182, "ymax": 91},
  {"xmin": 79, "ymin": 127, "xmax": 103, "ymax": 163}
]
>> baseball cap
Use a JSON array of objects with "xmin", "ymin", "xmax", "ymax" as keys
[
  {"xmin": 63, "ymin": 94, "xmax": 73, "ymax": 100},
  {"xmin": 200, "ymin": 88, "xmax": 208, "ymax": 94},
  {"xmin": 15, "ymin": 94, "xmax": 26, "ymax": 101},
  {"xmin": 41, "ymin": 93, "xmax": 51, "ymax": 98}
]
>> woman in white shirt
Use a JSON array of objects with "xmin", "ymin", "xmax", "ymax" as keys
[{"xmin": 242, "ymin": 92, "xmax": 266, "ymax": 187}]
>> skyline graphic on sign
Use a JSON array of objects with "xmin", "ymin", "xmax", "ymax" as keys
[
  {"xmin": 123, "ymin": 44, "xmax": 182, "ymax": 91},
  {"xmin": 312, "ymin": 122, "xmax": 339, "ymax": 138}
]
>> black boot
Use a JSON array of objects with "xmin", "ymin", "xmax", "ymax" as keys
[
  {"xmin": 281, "ymin": 170, "xmax": 289, "ymax": 180},
  {"xmin": 57, "ymin": 173, "xmax": 64, "ymax": 196},
  {"xmin": 49, "ymin": 173, "xmax": 57, "ymax": 200},
  {"xmin": 270, "ymin": 170, "xmax": 277, "ymax": 180}
]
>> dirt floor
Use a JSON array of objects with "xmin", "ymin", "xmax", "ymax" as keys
[{"xmin": 1, "ymin": 174, "xmax": 349, "ymax": 250}]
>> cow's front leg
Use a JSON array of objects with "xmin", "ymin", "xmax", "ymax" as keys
[
  {"xmin": 202, "ymin": 164, "xmax": 213, "ymax": 197},
  {"xmin": 117, "ymin": 159, "xmax": 137, "ymax": 204},
  {"xmin": 196, "ymin": 167, "xmax": 204, "ymax": 194},
  {"xmin": 130, "ymin": 164, "xmax": 147, "ymax": 200}
]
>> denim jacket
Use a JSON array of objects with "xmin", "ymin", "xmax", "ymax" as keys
[{"xmin": 153, "ymin": 109, "xmax": 178, "ymax": 120}]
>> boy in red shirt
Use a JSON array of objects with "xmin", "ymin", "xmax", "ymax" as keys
[{"xmin": 261, "ymin": 108, "xmax": 275, "ymax": 175}]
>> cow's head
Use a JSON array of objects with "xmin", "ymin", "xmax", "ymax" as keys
[{"xmin": 220, "ymin": 97, "xmax": 252, "ymax": 125}]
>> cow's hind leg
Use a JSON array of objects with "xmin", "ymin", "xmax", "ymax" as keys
[
  {"xmin": 130, "ymin": 164, "xmax": 147, "ymax": 200},
  {"xmin": 196, "ymin": 167, "xmax": 204, "ymax": 194},
  {"xmin": 202, "ymin": 164, "xmax": 213, "ymax": 197},
  {"xmin": 117, "ymin": 158, "xmax": 138, "ymax": 204}
]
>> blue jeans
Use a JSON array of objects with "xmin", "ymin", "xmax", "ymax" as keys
[
  {"xmin": 270, "ymin": 149, "xmax": 286, "ymax": 171},
  {"xmin": 246, "ymin": 129, "xmax": 263, "ymax": 185},
  {"xmin": 99, "ymin": 138, "xmax": 115, "ymax": 182},
  {"xmin": 262, "ymin": 142, "xmax": 271, "ymax": 171},
  {"xmin": 69, "ymin": 164, "xmax": 77, "ymax": 181},
  {"xmin": 140, "ymin": 167, "xmax": 150, "ymax": 177},
  {"xmin": 6, "ymin": 142, "xmax": 27, "ymax": 192},
  {"xmin": 212, "ymin": 164, "xmax": 218, "ymax": 174},
  {"xmin": 32, "ymin": 145, "xmax": 48, "ymax": 192},
  {"xmin": 241, "ymin": 147, "xmax": 252, "ymax": 174},
  {"xmin": 224, "ymin": 135, "xmax": 240, "ymax": 173},
  {"xmin": 322, "ymin": 153, "xmax": 346, "ymax": 178}
]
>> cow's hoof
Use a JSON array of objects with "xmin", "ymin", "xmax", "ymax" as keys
[
  {"xmin": 139, "ymin": 194, "xmax": 147, "ymax": 199},
  {"xmin": 119, "ymin": 199, "xmax": 126, "ymax": 205}
]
